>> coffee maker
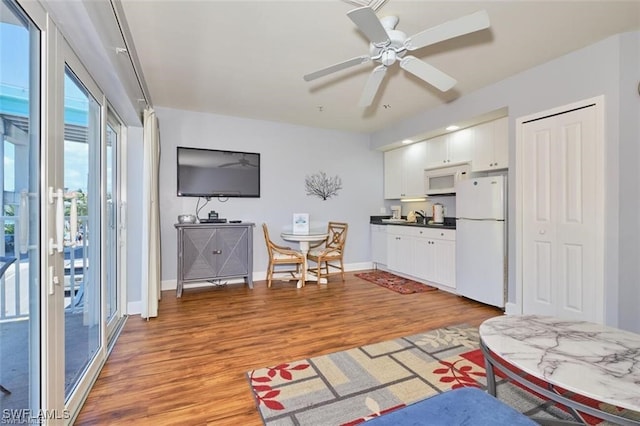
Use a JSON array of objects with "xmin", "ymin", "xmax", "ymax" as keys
[{"xmin": 391, "ymin": 205, "xmax": 401, "ymax": 220}]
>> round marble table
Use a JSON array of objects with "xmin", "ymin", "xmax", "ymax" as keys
[{"xmin": 479, "ymin": 315, "xmax": 640, "ymax": 425}]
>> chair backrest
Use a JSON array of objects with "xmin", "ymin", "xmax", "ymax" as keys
[
  {"xmin": 262, "ymin": 223, "xmax": 278, "ymax": 261},
  {"xmin": 326, "ymin": 222, "xmax": 348, "ymax": 251}
]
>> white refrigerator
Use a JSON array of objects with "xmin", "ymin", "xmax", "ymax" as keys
[{"xmin": 455, "ymin": 175, "xmax": 506, "ymax": 308}]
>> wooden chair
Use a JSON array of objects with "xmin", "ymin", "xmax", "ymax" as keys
[
  {"xmin": 262, "ymin": 223, "xmax": 305, "ymax": 288},
  {"xmin": 307, "ymin": 222, "xmax": 348, "ymax": 283}
]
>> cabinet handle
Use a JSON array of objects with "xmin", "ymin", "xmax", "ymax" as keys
[{"xmin": 212, "ymin": 249, "xmax": 222, "ymax": 254}]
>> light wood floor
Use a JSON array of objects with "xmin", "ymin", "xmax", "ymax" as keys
[{"xmin": 75, "ymin": 271, "xmax": 502, "ymax": 425}]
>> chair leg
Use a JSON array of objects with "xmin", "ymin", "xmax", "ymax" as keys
[
  {"xmin": 267, "ymin": 262, "xmax": 273, "ymax": 288},
  {"xmin": 340, "ymin": 259, "xmax": 345, "ymax": 281}
]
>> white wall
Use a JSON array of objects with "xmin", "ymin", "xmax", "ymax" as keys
[
  {"xmin": 616, "ymin": 31, "xmax": 640, "ymax": 332},
  {"xmin": 154, "ymin": 107, "xmax": 383, "ymax": 289},
  {"xmin": 370, "ymin": 31, "xmax": 640, "ymax": 331},
  {"xmin": 126, "ymin": 126, "xmax": 143, "ymax": 313},
  {"xmin": 124, "ymin": 32, "xmax": 639, "ymax": 330}
]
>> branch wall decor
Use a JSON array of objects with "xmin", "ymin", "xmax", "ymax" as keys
[{"xmin": 305, "ymin": 171, "xmax": 342, "ymax": 200}]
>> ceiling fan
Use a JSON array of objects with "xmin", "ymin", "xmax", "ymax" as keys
[
  {"xmin": 303, "ymin": 7, "xmax": 490, "ymax": 107},
  {"xmin": 219, "ymin": 154, "xmax": 258, "ymax": 168}
]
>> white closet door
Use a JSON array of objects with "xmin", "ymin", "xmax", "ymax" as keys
[{"xmin": 521, "ymin": 104, "xmax": 603, "ymax": 322}]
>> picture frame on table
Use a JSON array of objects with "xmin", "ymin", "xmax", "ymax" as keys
[{"xmin": 292, "ymin": 213, "xmax": 309, "ymax": 234}]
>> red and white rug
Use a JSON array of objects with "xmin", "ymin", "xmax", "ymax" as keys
[
  {"xmin": 246, "ymin": 324, "xmax": 640, "ymax": 425},
  {"xmin": 355, "ymin": 271, "xmax": 437, "ymax": 294}
]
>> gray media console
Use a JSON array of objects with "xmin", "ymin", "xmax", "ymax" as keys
[{"xmin": 175, "ymin": 222, "xmax": 254, "ymax": 297}]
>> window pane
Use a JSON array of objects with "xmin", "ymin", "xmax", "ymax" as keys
[
  {"xmin": 0, "ymin": 0, "xmax": 41, "ymax": 414},
  {"xmin": 63, "ymin": 69, "xmax": 101, "ymax": 400}
]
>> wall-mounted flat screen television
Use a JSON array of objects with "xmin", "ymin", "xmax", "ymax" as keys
[{"xmin": 177, "ymin": 147, "xmax": 260, "ymax": 198}]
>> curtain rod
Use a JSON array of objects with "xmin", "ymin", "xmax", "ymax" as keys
[{"xmin": 109, "ymin": 0, "xmax": 152, "ymax": 109}]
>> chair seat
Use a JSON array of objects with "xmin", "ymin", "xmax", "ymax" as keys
[
  {"xmin": 262, "ymin": 223, "xmax": 306, "ymax": 288},
  {"xmin": 273, "ymin": 252, "xmax": 303, "ymax": 261},
  {"xmin": 307, "ymin": 247, "xmax": 340, "ymax": 258},
  {"xmin": 306, "ymin": 222, "xmax": 348, "ymax": 283}
]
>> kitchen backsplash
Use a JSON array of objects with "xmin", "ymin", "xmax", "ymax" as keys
[{"xmin": 400, "ymin": 196, "xmax": 456, "ymax": 218}]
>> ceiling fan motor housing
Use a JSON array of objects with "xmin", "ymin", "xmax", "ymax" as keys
[{"xmin": 369, "ymin": 27, "xmax": 407, "ymax": 65}]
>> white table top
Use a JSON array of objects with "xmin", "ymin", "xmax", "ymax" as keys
[
  {"xmin": 280, "ymin": 231, "xmax": 328, "ymax": 242},
  {"xmin": 479, "ymin": 315, "xmax": 640, "ymax": 412}
]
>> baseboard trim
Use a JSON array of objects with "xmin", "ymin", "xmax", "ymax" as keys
[{"xmin": 129, "ymin": 262, "xmax": 376, "ymax": 313}]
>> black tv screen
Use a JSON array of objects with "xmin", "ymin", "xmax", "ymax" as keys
[{"xmin": 177, "ymin": 147, "xmax": 260, "ymax": 198}]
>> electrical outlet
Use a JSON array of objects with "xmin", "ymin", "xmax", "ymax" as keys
[{"xmin": 380, "ymin": 207, "xmax": 387, "ymax": 214}]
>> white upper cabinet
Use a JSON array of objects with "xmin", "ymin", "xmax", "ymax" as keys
[
  {"xmin": 384, "ymin": 148, "xmax": 404, "ymax": 199},
  {"xmin": 471, "ymin": 117, "xmax": 509, "ymax": 172},
  {"xmin": 448, "ymin": 128, "xmax": 474, "ymax": 165},
  {"xmin": 384, "ymin": 141, "xmax": 427, "ymax": 199},
  {"xmin": 425, "ymin": 129, "xmax": 473, "ymax": 169},
  {"xmin": 424, "ymin": 135, "xmax": 448, "ymax": 168},
  {"xmin": 384, "ymin": 117, "xmax": 508, "ymax": 199}
]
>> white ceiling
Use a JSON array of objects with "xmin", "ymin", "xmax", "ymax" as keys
[{"xmin": 119, "ymin": 1, "xmax": 640, "ymax": 134}]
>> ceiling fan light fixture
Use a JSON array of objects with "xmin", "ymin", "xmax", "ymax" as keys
[{"xmin": 381, "ymin": 50, "xmax": 396, "ymax": 66}]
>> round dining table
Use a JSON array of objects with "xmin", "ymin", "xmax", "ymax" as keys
[{"xmin": 280, "ymin": 230, "xmax": 329, "ymax": 288}]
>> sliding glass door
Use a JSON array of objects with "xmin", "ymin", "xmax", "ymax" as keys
[
  {"xmin": 105, "ymin": 114, "xmax": 122, "ymax": 342},
  {"xmin": 1, "ymin": 0, "xmax": 129, "ymax": 421},
  {"xmin": 0, "ymin": 0, "xmax": 41, "ymax": 416}
]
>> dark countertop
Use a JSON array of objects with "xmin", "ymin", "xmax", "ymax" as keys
[{"xmin": 370, "ymin": 216, "xmax": 456, "ymax": 230}]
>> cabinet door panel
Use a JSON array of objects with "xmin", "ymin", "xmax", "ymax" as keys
[
  {"xmin": 386, "ymin": 233, "xmax": 400, "ymax": 270},
  {"xmin": 371, "ymin": 225, "xmax": 387, "ymax": 265},
  {"xmin": 425, "ymin": 135, "xmax": 448, "ymax": 169},
  {"xmin": 448, "ymin": 128, "xmax": 473, "ymax": 164},
  {"xmin": 434, "ymin": 240, "xmax": 456, "ymax": 288},
  {"xmin": 384, "ymin": 149, "xmax": 404, "ymax": 199},
  {"xmin": 492, "ymin": 116, "xmax": 509, "ymax": 169},
  {"xmin": 387, "ymin": 233, "xmax": 413, "ymax": 274},
  {"xmin": 183, "ymin": 228, "xmax": 217, "ymax": 279},
  {"xmin": 413, "ymin": 238, "xmax": 435, "ymax": 281},
  {"xmin": 216, "ymin": 228, "xmax": 249, "ymax": 276},
  {"xmin": 403, "ymin": 141, "xmax": 427, "ymax": 197},
  {"xmin": 471, "ymin": 121, "xmax": 494, "ymax": 171}
]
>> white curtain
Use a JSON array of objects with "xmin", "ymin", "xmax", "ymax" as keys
[{"xmin": 141, "ymin": 107, "xmax": 161, "ymax": 319}]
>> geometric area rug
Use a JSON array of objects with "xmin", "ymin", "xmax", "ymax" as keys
[
  {"xmin": 354, "ymin": 271, "xmax": 437, "ymax": 294},
  {"xmin": 246, "ymin": 324, "xmax": 640, "ymax": 426}
]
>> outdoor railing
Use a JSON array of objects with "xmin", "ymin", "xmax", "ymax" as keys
[{"xmin": 0, "ymin": 215, "xmax": 89, "ymax": 321}]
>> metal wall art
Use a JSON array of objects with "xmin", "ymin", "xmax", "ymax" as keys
[{"xmin": 305, "ymin": 171, "xmax": 342, "ymax": 200}]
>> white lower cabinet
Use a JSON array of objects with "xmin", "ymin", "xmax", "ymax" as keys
[
  {"xmin": 385, "ymin": 225, "xmax": 456, "ymax": 291},
  {"xmin": 371, "ymin": 224, "xmax": 387, "ymax": 266},
  {"xmin": 386, "ymin": 229, "xmax": 414, "ymax": 273}
]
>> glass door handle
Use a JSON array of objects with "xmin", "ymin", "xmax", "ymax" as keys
[
  {"xmin": 65, "ymin": 192, "xmax": 78, "ymax": 248},
  {"xmin": 48, "ymin": 187, "xmax": 65, "ymax": 255},
  {"xmin": 19, "ymin": 190, "xmax": 29, "ymax": 254}
]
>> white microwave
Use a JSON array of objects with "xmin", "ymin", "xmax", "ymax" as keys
[{"xmin": 424, "ymin": 163, "xmax": 472, "ymax": 195}]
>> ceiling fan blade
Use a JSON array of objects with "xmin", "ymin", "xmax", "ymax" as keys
[
  {"xmin": 404, "ymin": 10, "xmax": 490, "ymax": 51},
  {"xmin": 399, "ymin": 56, "xmax": 456, "ymax": 92},
  {"xmin": 358, "ymin": 65, "xmax": 387, "ymax": 107},
  {"xmin": 303, "ymin": 55, "xmax": 370, "ymax": 82},
  {"xmin": 347, "ymin": 6, "xmax": 390, "ymax": 45}
]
